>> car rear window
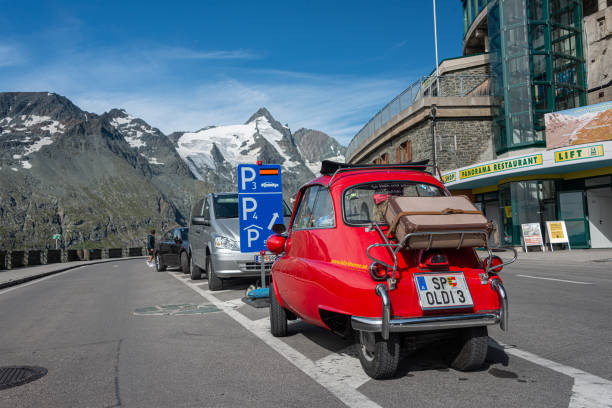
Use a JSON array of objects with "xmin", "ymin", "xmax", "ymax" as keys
[
  {"xmin": 343, "ymin": 181, "xmax": 446, "ymax": 225},
  {"xmin": 214, "ymin": 195, "xmax": 239, "ymax": 219}
]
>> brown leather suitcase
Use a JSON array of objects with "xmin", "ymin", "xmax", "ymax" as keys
[{"xmin": 381, "ymin": 196, "xmax": 493, "ymax": 249}]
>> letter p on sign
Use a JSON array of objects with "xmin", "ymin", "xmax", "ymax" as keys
[{"xmin": 240, "ymin": 167, "xmax": 256, "ymax": 191}]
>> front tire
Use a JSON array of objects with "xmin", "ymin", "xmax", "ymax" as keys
[
  {"xmin": 181, "ymin": 252, "xmax": 190, "ymax": 274},
  {"xmin": 206, "ymin": 255, "xmax": 223, "ymax": 291},
  {"xmin": 448, "ymin": 326, "xmax": 488, "ymax": 371},
  {"xmin": 356, "ymin": 331, "xmax": 401, "ymax": 379},
  {"xmin": 270, "ymin": 283, "xmax": 288, "ymax": 337},
  {"xmin": 190, "ymin": 255, "xmax": 202, "ymax": 280},
  {"xmin": 155, "ymin": 253, "xmax": 166, "ymax": 272}
]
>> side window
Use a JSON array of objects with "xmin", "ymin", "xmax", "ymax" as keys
[
  {"xmin": 163, "ymin": 231, "xmax": 173, "ymax": 241},
  {"xmin": 312, "ymin": 189, "xmax": 335, "ymax": 228},
  {"xmin": 292, "ymin": 186, "xmax": 335, "ymax": 230},
  {"xmin": 292, "ymin": 186, "xmax": 319, "ymax": 230},
  {"xmin": 203, "ymin": 198, "xmax": 210, "ymax": 220},
  {"xmin": 173, "ymin": 229, "xmax": 182, "ymax": 241},
  {"xmin": 191, "ymin": 199, "xmax": 204, "ymax": 219}
]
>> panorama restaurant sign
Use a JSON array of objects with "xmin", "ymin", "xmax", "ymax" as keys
[{"xmin": 459, "ymin": 154, "xmax": 543, "ymax": 180}]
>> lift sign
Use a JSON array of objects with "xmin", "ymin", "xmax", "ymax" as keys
[{"xmin": 238, "ymin": 164, "xmax": 284, "ymax": 253}]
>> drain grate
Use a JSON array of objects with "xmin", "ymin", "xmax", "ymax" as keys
[{"xmin": 0, "ymin": 366, "xmax": 47, "ymax": 390}]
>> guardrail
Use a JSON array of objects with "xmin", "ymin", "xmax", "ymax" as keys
[
  {"xmin": 0, "ymin": 248, "xmax": 146, "ymax": 270},
  {"xmin": 345, "ymin": 74, "xmax": 491, "ymax": 160}
]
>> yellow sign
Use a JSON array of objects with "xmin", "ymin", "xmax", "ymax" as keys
[
  {"xmin": 554, "ymin": 145, "xmax": 604, "ymax": 162},
  {"xmin": 504, "ymin": 206, "xmax": 512, "ymax": 218},
  {"xmin": 459, "ymin": 154, "xmax": 543, "ymax": 180},
  {"xmin": 442, "ymin": 172, "xmax": 457, "ymax": 183},
  {"xmin": 548, "ymin": 222, "xmax": 565, "ymax": 239}
]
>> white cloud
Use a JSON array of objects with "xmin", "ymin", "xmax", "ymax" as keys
[
  {"xmin": 0, "ymin": 44, "xmax": 24, "ymax": 67},
  {"xmin": 150, "ymin": 47, "xmax": 258, "ymax": 60}
]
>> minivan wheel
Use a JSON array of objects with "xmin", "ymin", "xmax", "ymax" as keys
[
  {"xmin": 155, "ymin": 253, "xmax": 166, "ymax": 272},
  {"xmin": 356, "ymin": 330, "xmax": 400, "ymax": 379},
  {"xmin": 190, "ymin": 256, "xmax": 202, "ymax": 280},
  {"xmin": 206, "ymin": 255, "xmax": 223, "ymax": 291},
  {"xmin": 181, "ymin": 252, "xmax": 190, "ymax": 274},
  {"xmin": 448, "ymin": 326, "xmax": 488, "ymax": 371},
  {"xmin": 270, "ymin": 283, "xmax": 288, "ymax": 337}
]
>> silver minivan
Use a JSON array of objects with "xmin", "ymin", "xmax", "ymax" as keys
[{"xmin": 189, "ymin": 192, "xmax": 291, "ymax": 290}]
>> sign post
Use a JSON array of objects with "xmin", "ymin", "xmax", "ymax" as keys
[
  {"xmin": 238, "ymin": 163, "xmax": 283, "ymax": 292},
  {"xmin": 545, "ymin": 221, "xmax": 571, "ymax": 251},
  {"xmin": 52, "ymin": 234, "xmax": 61, "ymax": 249},
  {"xmin": 521, "ymin": 223, "xmax": 545, "ymax": 252}
]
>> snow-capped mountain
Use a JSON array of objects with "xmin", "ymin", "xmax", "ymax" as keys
[{"xmin": 173, "ymin": 107, "xmax": 345, "ymax": 197}]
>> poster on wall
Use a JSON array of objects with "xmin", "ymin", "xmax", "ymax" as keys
[
  {"xmin": 545, "ymin": 221, "xmax": 571, "ymax": 252},
  {"xmin": 521, "ymin": 223, "xmax": 545, "ymax": 252},
  {"xmin": 545, "ymin": 101, "xmax": 612, "ymax": 149}
]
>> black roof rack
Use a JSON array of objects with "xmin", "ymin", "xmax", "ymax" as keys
[{"xmin": 320, "ymin": 160, "xmax": 443, "ymax": 187}]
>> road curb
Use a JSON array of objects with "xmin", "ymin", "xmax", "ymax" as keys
[{"xmin": 0, "ymin": 257, "xmax": 145, "ymax": 290}]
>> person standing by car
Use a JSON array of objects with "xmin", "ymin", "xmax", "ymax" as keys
[{"xmin": 146, "ymin": 230, "xmax": 156, "ymax": 267}]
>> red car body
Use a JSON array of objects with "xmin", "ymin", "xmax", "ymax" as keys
[{"xmin": 268, "ymin": 164, "xmax": 511, "ymax": 379}]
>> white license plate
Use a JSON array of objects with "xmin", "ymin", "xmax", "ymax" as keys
[
  {"xmin": 255, "ymin": 254, "xmax": 277, "ymax": 263},
  {"xmin": 414, "ymin": 273, "xmax": 474, "ymax": 310}
]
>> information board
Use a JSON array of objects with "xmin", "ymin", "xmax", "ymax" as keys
[
  {"xmin": 237, "ymin": 164, "xmax": 284, "ymax": 253},
  {"xmin": 521, "ymin": 223, "xmax": 545, "ymax": 252},
  {"xmin": 545, "ymin": 221, "xmax": 571, "ymax": 251}
]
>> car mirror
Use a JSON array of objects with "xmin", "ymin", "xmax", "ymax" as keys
[
  {"xmin": 266, "ymin": 234, "xmax": 286, "ymax": 254},
  {"xmin": 191, "ymin": 216, "xmax": 209, "ymax": 226},
  {"xmin": 271, "ymin": 223, "xmax": 286, "ymax": 234}
]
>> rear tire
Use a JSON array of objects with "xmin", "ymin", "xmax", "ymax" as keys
[
  {"xmin": 190, "ymin": 255, "xmax": 202, "ymax": 280},
  {"xmin": 356, "ymin": 331, "xmax": 401, "ymax": 379},
  {"xmin": 181, "ymin": 252, "xmax": 190, "ymax": 274},
  {"xmin": 448, "ymin": 326, "xmax": 489, "ymax": 371},
  {"xmin": 206, "ymin": 255, "xmax": 223, "ymax": 291},
  {"xmin": 270, "ymin": 283, "xmax": 288, "ymax": 337},
  {"xmin": 155, "ymin": 253, "xmax": 166, "ymax": 272}
]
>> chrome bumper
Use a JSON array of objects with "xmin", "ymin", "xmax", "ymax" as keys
[{"xmin": 353, "ymin": 280, "xmax": 508, "ymax": 339}]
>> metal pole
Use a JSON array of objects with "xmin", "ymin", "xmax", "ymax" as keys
[
  {"xmin": 433, "ymin": 0, "xmax": 440, "ymax": 95},
  {"xmin": 260, "ymin": 250, "xmax": 266, "ymax": 289}
]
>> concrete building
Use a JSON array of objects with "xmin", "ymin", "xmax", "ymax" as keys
[{"xmin": 345, "ymin": 0, "xmax": 612, "ymax": 249}]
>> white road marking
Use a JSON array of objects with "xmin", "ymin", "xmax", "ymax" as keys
[
  {"xmin": 314, "ymin": 346, "xmax": 371, "ymax": 389},
  {"xmin": 168, "ymin": 272, "xmax": 381, "ymax": 408},
  {"xmin": 517, "ymin": 274, "xmax": 593, "ymax": 285},
  {"xmin": 496, "ymin": 344, "xmax": 612, "ymax": 408}
]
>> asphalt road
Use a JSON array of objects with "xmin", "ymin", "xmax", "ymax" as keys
[{"xmin": 1, "ymin": 256, "xmax": 611, "ymax": 408}]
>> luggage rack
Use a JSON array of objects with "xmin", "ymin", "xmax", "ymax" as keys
[
  {"xmin": 321, "ymin": 160, "xmax": 442, "ymax": 187},
  {"xmin": 365, "ymin": 221, "xmax": 517, "ymax": 288}
]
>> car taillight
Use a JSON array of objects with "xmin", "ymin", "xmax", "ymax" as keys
[
  {"xmin": 369, "ymin": 262, "xmax": 388, "ymax": 281},
  {"xmin": 484, "ymin": 255, "xmax": 503, "ymax": 273}
]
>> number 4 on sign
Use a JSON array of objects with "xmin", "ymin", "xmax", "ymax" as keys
[{"xmin": 268, "ymin": 212, "xmax": 279, "ymax": 230}]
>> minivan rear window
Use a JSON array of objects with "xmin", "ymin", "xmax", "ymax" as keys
[{"xmin": 214, "ymin": 195, "xmax": 239, "ymax": 218}]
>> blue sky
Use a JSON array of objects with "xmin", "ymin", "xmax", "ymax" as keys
[{"xmin": 0, "ymin": 0, "xmax": 464, "ymax": 145}]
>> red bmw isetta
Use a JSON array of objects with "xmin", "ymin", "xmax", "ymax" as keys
[{"xmin": 266, "ymin": 161, "xmax": 515, "ymax": 379}]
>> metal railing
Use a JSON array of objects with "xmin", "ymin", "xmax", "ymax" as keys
[
  {"xmin": 346, "ymin": 74, "xmax": 491, "ymax": 161},
  {"xmin": 0, "ymin": 247, "xmax": 146, "ymax": 270}
]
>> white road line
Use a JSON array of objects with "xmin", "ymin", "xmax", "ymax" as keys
[
  {"xmin": 314, "ymin": 346, "xmax": 371, "ymax": 389},
  {"xmin": 168, "ymin": 272, "xmax": 381, "ymax": 408},
  {"xmin": 495, "ymin": 344, "xmax": 612, "ymax": 408},
  {"xmin": 517, "ymin": 274, "xmax": 593, "ymax": 285}
]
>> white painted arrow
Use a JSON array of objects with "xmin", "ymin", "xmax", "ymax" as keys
[{"xmin": 268, "ymin": 212, "xmax": 279, "ymax": 230}]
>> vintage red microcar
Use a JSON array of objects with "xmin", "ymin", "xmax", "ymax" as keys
[{"xmin": 266, "ymin": 161, "xmax": 516, "ymax": 379}]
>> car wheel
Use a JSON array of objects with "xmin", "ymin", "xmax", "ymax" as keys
[
  {"xmin": 155, "ymin": 253, "xmax": 166, "ymax": 272},
  {"xmin": 448, "ymin": 326, "xmax": 488, "ymax": 371},
  {"xmin": 356, "ymin": 330, "xmax": 401, "ymax": 379},
  {"xmin": 190, "ymin": 255, "xmax": 202, "ymax": 280},
  {"xmin": 206, "ymin": 255, "xmax": 223, "ymax": 291},
  {"xmin": 270, "ymin": 283, "xmax": 288, "ymax": 337},
  {"xmin": 181, "ymin": 252, "xmax": 190, "ymax": 274}
]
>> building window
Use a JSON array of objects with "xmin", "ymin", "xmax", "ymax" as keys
[
  {"xmin": 396, "ymin": 140, "xmax": 412, "ymax": 163},
  {"xmin": 381, "ymin": 153, "xmax": 389, "ymax": 164}
]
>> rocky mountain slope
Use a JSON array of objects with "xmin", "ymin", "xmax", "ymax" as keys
[
  {"xmin": 0, "ymin": 92, "xmax": 210, "ymax": 250},
  {"xmin": 173, "ymin": 107, "xmax": 345, "ymax": 197},
  {"xmin": 0, "ymin": 93, "xmax": 345, "ymax": 250}
]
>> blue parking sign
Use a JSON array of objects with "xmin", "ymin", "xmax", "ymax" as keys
[{"xmin": 238, "ymin": 164, "xmax": 283, "ymax": 253}]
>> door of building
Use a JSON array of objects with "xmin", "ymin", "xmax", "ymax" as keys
[
  {"xmin": 558, "ymin": 191, "xmax": 590, "ymax": 248},
  {"xmin": 587, "ymin": 187, "xmax": 612, "ymax": 248},
  {"xmin": 485, "ymin": 201, "xmax": 501, "ymax": 247}
]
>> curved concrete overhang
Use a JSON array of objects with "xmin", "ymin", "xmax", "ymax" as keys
[
  {"xmin": 347, "ymin": 96, "xmax": 495, "ymax": 164},
  {"xmin": 462, "ymin": 7, "xmax": 488, "ymax": 55}
]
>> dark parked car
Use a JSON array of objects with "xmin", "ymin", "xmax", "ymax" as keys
[{"xmin": 154, "ymin": 227, "xmax": 190, "ymax": 273}]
